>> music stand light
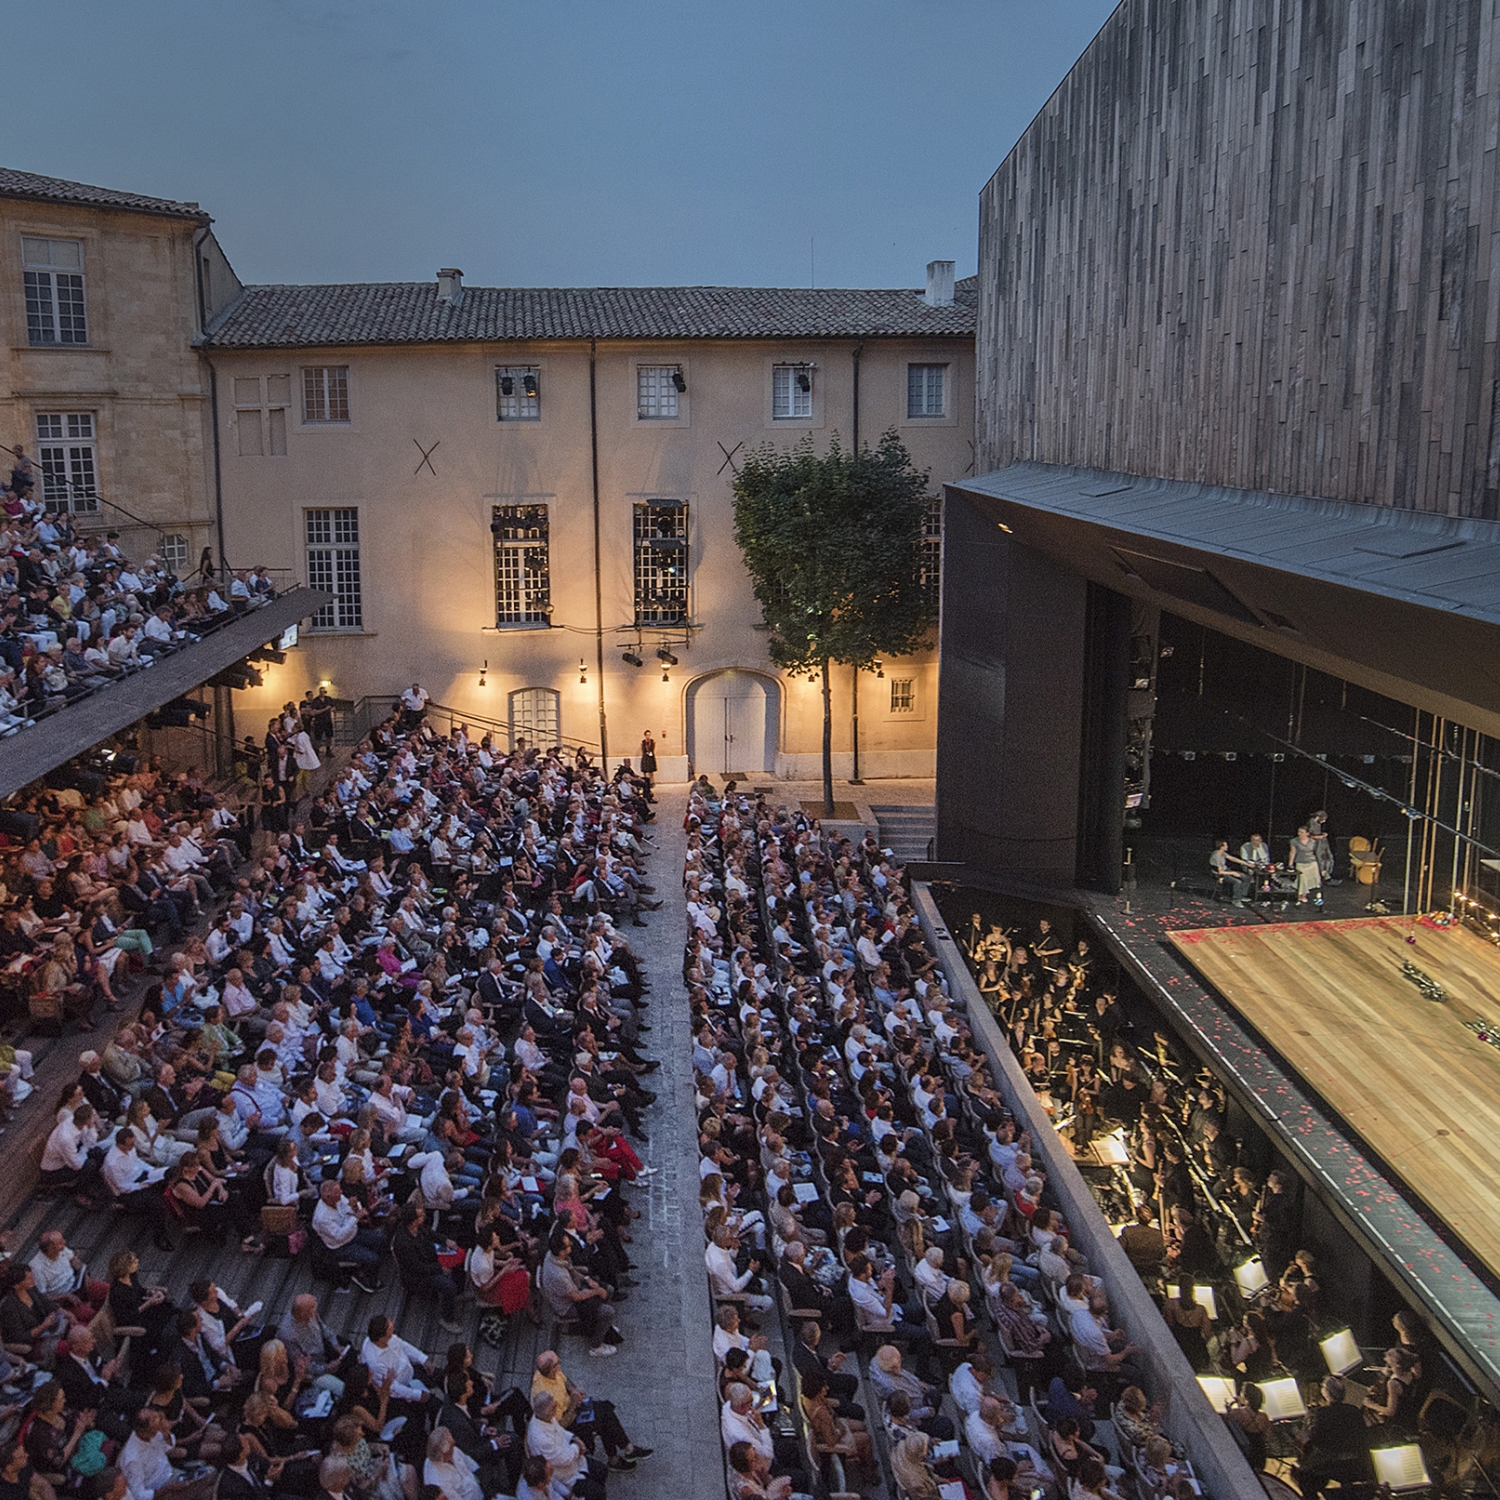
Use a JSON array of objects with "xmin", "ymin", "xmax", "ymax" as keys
[
  {"xmin": 1256, "ymin": 1378, "xmax": 1308, "ymax": 1421},
  {"xmin": 1372, "ymin": 1446, "xmax": 1430, "ymax": 1491},
  {"xmin": 1196, "ymin": 1376, "xmax": 1236, "ymax": 1413},
  {"xmin": 1234, "ymin": 1256, "xmax": 1269, "ymax": 1295},
  {"xmin": 1191, "ymin": 1285, "xmax": 1218, "ymax": 1320},
  {"xmin": 1319, "ymin": 1328, "xmax": 1362, "ymax": 1375}
]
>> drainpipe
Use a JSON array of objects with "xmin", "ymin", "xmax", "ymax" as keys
[
  {"xmin": 207, "ymin": 360, "xmax": 227, "ymax": 574},
  {"xmin": 589, "ymin": 338, "xmax": 609, "ymax": 771}
]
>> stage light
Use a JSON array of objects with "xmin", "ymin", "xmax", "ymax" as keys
[
  {"xmin": 1319, "ymin": 1328, "xmax": 1361, "ymax": 1375},
  {"xmin": 656, "ymin": 648, "xmax": 678, "ymax": 666},
  {"xmin": 1182, "ymin": 751, "xmax": 1196, "ymax": 762},
  {"xmin": 621, "ymin": 652, "xmax": 643, "ymax": 668},
  {"xmin": 1372, "ymin": 1446, "xmax": 1431, "ymax": 1492},
  {"xmin": 1271, "ymin": 752, "xmax": 1285, "ymax": 762},
  {"xmin": 523, "ymin": 374, "xmax": 538, "ymax": 397},
  {"xmin": 796, "ymin": 368, "xmax": 811, "ymax": 392},
  {"xmin": 671, "ymin": 370, "xmax": 687, "ymax": 394},
  {"xmin": 477, "ymin": 659, "xmax": 488, "ymax": 688},
  {"xmin": 1234, "ymin": 1256, "xmax": 1269, "ymax": 1295},
  {"xmin": 1223, "ymin": 751, "xmax": 1236, "ymax": 761},
  {"xmin": 1191, "ymin": 1285, "xmax": 1218, "ymax": 1320},
  {"xmin": 1256, "ymin": 1378, "xmax": 1307, "ymax": 1421},
  {"xmin": 499, "ymin": 375, "xmax": 514, "ymax": 395},
  {"xmin": 1195, "ymin": 1376, "xmax": 1236, "ymax": 1413}
]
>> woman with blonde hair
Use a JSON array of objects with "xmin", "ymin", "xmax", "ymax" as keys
[
  {"xmin": 891, "ymin": 1431, "xmax": 944, "ymax": 1500},
  {"xmin": 255, "ymin": 1338, "xmax": 309, "ymax": 1422}
]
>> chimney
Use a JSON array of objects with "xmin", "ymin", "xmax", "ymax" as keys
[
  {"xmin": 436, "ymin": 268, "xmax": 464, "ymax": 307},
  {"xmin": 924, "ymin": 259, "xmax": 955, "ymax": 308}
]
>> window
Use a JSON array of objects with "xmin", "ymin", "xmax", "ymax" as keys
[
  {"xmin": 633, "ymin": 501, "xmax": 689, "ymax": 625},
  {"xmin": 636, "ymin": 365, "xmax": 682, "ymax": 420},
  {"xmin": 890, "ymin": 679, "xmax": 915, "ymax": 713},
  {"xmin": 160, "ymin": 534, "xmax": 190, "ymax": 575},
  {"xmin": 22, "ymin": 237, "xmax": 87, "ymax": 346},
  {"xmin": 772, "ymin": 363, "xmax": 813, "ymax": 419},
  {"xmin": 907, "ymin": 363, "xmax": 947, "ymax": 418},
  {"xmin": 492, "ymin": 504, "xmax": 551, "ymax": 625},
  {"xmin": 919, "ymin": 497, "xmax": 942, "ymax": 602},
  {"xmin": 305, "ymin": 508, "xmax": 363, "ymax": 629},
  {"xmin": 302, "ymin": 366, "xmax": 350, "ymax": 423},
  {"xmin": 509, "ymin": 687, "xmax": 561, "ymax": 750},
  {"xmin": 35, "ymin": 413, "xmax": 98, "ymax": 513},
  {"xmin": 233, "ymin": 374, "xmax": 290, "ymax": 456},
  {"xmin": 496, "ymin": 366, "xmax": 541, "ymax": 421}
]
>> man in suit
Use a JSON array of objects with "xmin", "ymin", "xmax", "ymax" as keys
[
  {"xmin": 55, "ymin": 1325, "xmax": 134, "ymax": 1440},
  {"xmin": 791, "ymin": 1321, "xmax": 863, "ymax": 1417},
  {"xmin": 779, "ymin": 1242, "xmax": 853, "ymax": 1340},
  {"xmin": 438, "ymin": 1370, "xmax": 516, "ymax": 1495},
  {"xmin": 218, "ymin": 1434, "xmax": 279, "ymax": 1500},
  {"xmin": 1292, "ymin": 1376, "xmax": 1374, "ymax": 1497},
  {"xmin": 175, "ymin": 1310, "xmax": 234, "ymax": 1405}
]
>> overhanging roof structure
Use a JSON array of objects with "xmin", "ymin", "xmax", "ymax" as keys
[
  {"xmin": 0, "ymin": 587, "xmax": 328, "ymax": 802},
  {"xmin": 948, "ymin": 463, "xmax": 1500, "ymax": 735}
]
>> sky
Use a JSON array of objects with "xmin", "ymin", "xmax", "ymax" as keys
[{"xmin": 8, "ymin": 0, "xmax": 1117, "ymax": 291}]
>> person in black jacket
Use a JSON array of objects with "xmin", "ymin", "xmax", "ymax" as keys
[
  {"xmin": 217, "ymin": 1435, "xmax": 279, "ymax": 1500},
  {"xmin": 791, "ymin": 1322, "xmax": 864, "ymax": 1418},
  {"xmin": 389, "ymin": 1202, "xmax": 461, "ymax": 1330},
  {"xmin": 437, "ymin": 1370, "xmax": 515, "ymax": 1495},
  {"xmin": 1292, "ymin": 1376, "xmax": 1374, "ymax": 1497}
]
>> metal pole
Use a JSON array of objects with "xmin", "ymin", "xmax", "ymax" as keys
[
  {"xmin": 1403, "ymin": 710, "xmax": 1419, "ymax": 916},
  {"xmin": 1451, "ymin": 725, "xmax": 1467, "ymax": 913},
  {"xmin": 588, "ymin": 338, "xmax": 609, "ymax": 772},
  {"xmin": 850, "ymin": 665, "xmax": 862, "ymax": 784}
]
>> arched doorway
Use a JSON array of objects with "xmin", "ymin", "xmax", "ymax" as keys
[{"xmin": 687, "ymin": 670, "xmax": 780, "ymax": 776}]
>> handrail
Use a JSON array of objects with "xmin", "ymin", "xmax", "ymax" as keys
[{"xmin": 341, "ymin": 695, "xmax": 601, "ymax": 755}]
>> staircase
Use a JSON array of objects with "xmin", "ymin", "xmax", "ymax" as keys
[{"xmin": 870, "ymin": 804, "xmax": 936, "ymax": 862}]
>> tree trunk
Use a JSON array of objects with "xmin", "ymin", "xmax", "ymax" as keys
[{"xmin": 821, "ymin": 655, "xmax": 835, "ymax": 818}]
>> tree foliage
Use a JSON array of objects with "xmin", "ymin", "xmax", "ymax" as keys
[
  {"xmin": 731, "ymin": 430, "xmax": 935, "ymax": 673},
  {"xmin": 731, "ymin": 430, "xmax": 936, "ymax": 812}
]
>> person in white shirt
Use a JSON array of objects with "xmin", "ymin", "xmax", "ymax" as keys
[
  {"xmin": 28, "ymin": 1230, "xmax": 88, "ymax": 1302},
  {"xmin": 705, "ymin": 1226, "xmax": 772, "ymax": 1311},
  {"xmin": 713, "ymin": 1304, "xmax": 776, "ymax": 1385},
  {"xmin": 103, "ymin": 1130, "xmax": 166, "ymax": 1198},
  {"xmin": 119, "ymin": 1409, "xmax": 180, "ymax": 1500},
  {"xmin": 40, "ymin": 1103, "xmax": 98, "ymax": 1188},
  {"xmin": 361, "ymin": 1316, "xmax": 432, "ymax": 1403},
  {"xmin": 525, "ymin": 1393, "xmax": 593, "ymax": 1490},
  {"xmin": 423, "ymin": 1429, "xmax": 482, "ymax": 1500},
  {"xmin": 400, "ymin": 683, "xmax": 430, "ymax": 720},
  {"xmin": 720, "ymin": 1384, "xmax": 776, "ymax": 1464}
]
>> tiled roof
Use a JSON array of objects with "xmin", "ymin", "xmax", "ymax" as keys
[
  {"xmin": 0, "ymin": 167, "xmax": 210, "ymax": 222},
  {"xmin": 204, "ymin": 281, "xmax": 977, "ymax": 348}
]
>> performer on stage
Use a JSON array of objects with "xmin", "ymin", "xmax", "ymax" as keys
[
  {"xmin": 1288, "ymin": 827, "xmax": 1324, "ymax": 908},
  {"xmin": 1306, "ymin": 809, "xmax": 1336, "ymax": 882},
  {"xmin": 1210, "ymin": 841, "xmax": 1250, "ymax": 906}
]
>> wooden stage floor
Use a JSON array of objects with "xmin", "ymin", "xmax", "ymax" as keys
[{"xmin": 1167, "ymin": 916, "xmax": 1500, "ymax": 1283}]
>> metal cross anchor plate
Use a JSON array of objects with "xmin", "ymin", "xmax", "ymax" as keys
[
  {"xmin": 716, "ymin": 440, "xmax": 744, "ymax": 476},
  {"xmin": 412, "ymin": 439, "xmax": 440, "ymax": 476}
]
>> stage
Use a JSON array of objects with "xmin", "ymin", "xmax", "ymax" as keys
[{"xmin": 1168, "ymin": 916, "xmax": 1500, "ymax": 1284}]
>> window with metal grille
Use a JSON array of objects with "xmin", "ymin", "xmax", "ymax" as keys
[
  {"xmin": 492, "ymin": 504, "xmax": 551, "ymax": 625},
  {"xmin": 919, "ymin": 497, "xmax": 943, "ymax": 601},
  {"xmin": 35, "ymin": 413, "xmax": 99, "ymax": 513},
  {"xmin": 772, "ymin": 364, "xmax": 813, "ymax": 419},
  {"xmin": 302, "ymin": 366, "xmax": 350, "ymax": 423},
  {"xmin": 496, "ymin": 366, "xmax": 541, "ymax": 421},
  {"xmin": 907, "ymin": 363, "xmax": 947, "ymax": 418},
  {"xmin": 305, "ymin": 507, "xmax": 363, "ymax": 629},
  {"xmin": 889, "ymin": 678, "xmax": 915, "ymax": 713},
  {"xmin": 233, "ymin": 374, "xmax": 290, "ymax": 456},
  {"xmin": 160, "ymin": 534, "xmax": 190, "ymax": 575},
  {"xmin": 22, "ymin": 237, "xmax": 87, "ymax": 346},
  {"xmin": 636, "ymin": 365, "xmax": 681, "ymax": 420},
  {"xmin": 633, "ymin": 501, "xmax": 689, "ymax": 625},
  {"xmin": 509, "ymin": 686, "xmax": 561, "ymax": 750}
]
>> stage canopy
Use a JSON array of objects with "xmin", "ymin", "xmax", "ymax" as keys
[
  {"xmin": 948, "ymin": 463, "xmax": 1500, "ymax": 735},
  {"xmin": 0, "ymin": 586, "xmax": 329, "ymax": 802}
]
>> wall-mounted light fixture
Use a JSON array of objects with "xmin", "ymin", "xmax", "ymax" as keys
[
  {"xmin": 622, "ymin": 651, "xmax": 643, "ymax": 668},
  {"xmin": 578, "ymin": 657, "xmax": 588, "ymax": 684},
  {"xmin": 478, "ymin": 660, "xmax": 488, "ymax": 688},
  {"xmin": 656, "ymin": 648, "xmax": 678, "ymax": 666},
  {"xmin": 671, "ymin": 370, "xmax": 687, "ymax": 394},
  {"xmin": 873, "ymin": 659, "xmax": 884, "ymax": 679}
]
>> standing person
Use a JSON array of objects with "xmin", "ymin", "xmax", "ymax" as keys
[
  {"xmin": 400, "ymin": 683, "xmax": 429, "ymax": 729},
  {"xmin": 196, "ymin": 547, "xmax": 217, "ymax": 586},
  {"xmin": 638, "ymin": 731, "xmax": 657, "ymax": 789},
  {"xmin": 1288, "ymin": 827, "xmax": 1323, "ymax": 908},
  {"xmin": 290, "ymin": 721, "xmax": 320, "ymax": 803},
  {"xmin": 8, "ymin": 445, "xmax": 35, "ymax": 500},
  {"xmin": 1307, "ymin": 809, "xmax": 1336, "ymax": 882}
]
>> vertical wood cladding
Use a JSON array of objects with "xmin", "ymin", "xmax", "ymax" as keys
[{"xmin": 980, "ymin": 0, "xmax": 1500, "ymax": 518}]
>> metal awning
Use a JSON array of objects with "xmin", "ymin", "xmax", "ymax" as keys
[
  {"xmin": 0, "ymin": 586, "xmax": 330, "ymax": 801},
  {"xmin": 948, "ymin": 464, "xmax": 1500, "ymax": 733}
]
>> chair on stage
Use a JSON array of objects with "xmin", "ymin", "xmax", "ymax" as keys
[{"xmin": 1350, "ymin": 837, "xmax": 1384, "ymax": 909}]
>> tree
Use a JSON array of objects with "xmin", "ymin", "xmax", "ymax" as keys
[{"xmin": 731, "ymin": 430, "xmax": 936, "ymax": 816}]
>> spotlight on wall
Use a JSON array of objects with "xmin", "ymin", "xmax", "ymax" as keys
[
  {"xmin": 578, "ymin": 657, "xmax": 588, "ymax": 684},
  {"xmin": 621, "ymin": 651, "xmax": 643, "ymax": 668},
  {"xmin": 478, "ymin": 659, "xmax": 488, "ymax": 688},
  {"xmin": 523, "ymin": 373, "xmax": 538, "ymax": 397},
  {"xmin": 671, "ymin": 369, "xmax": 687, "ymax": 394},
  {"xmin": 656, "ymin": 648, "xmax": 679, "ymax": 666},
  {"xmin": 873, "ymin": 659, "xmax": 884, "ymax": 679},
  {"xmin": 499, "ymin": 375, "xmax": 514, "ymax": 396},
  {"xmin": 796, "ymin": 367, "xmax": 811, "ymax": 392},
  {"xmin": 662, "ymin": 668, "xmax": 670, "ymax": 682}
]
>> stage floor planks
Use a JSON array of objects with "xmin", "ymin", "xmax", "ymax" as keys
[{"xmin": 1167, "ymin": 916, "xmax": 1500, "ymax": 1283}]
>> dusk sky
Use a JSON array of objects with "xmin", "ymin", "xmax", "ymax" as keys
[{"xmin": 10, "ymin": 1, "xmax": 1117, "ymax": 291}]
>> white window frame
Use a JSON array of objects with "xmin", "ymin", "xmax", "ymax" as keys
[
  {"xmin": 305, "ymin": 507, "xmax": 363, "ymax": 630},
  {"xmin": 160, "ymin": 534, "xmax": 190, "ymax": 575},
  {"xmin": 492, "ymin": 504, "xmax": 551, "ymax": 626},
  {"xmin": 772, "ymin": 363, "xmax": 813, "ymax": 420},
  {"xmin": 637, "ymin": 364, "xmax": 682, "ymax": 420},
  {"xmin": 889, "ymin": 678, "xmax": 916, "ymax": 714},
  {"xmin": 919, "ymin": 496, "xmax": 942, "ymax": 600},
  {"xmin": 496, "ymin": 365, "xmax": 541, "ymax": 421},
  {"xmin": 301, "ymin": 366, "xmax": 350, "ymax": 424},
  {"xmin": 906, "ymin": 363, "xmax": 948, "ymax": 418},
  {"xmin": 22, "ymin": 237, "xmax": 87, "ymax": 346},
  {"xmin": 35, "ymin": 412, "xmax": 99, "ymax": 513},
  {"xmin": 509, "ymin": 686, "xmax": 561, "ymax": 750},
  {"xmin": 633, "ymin": 501, "xmax": 690, "ymax": 625}
]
